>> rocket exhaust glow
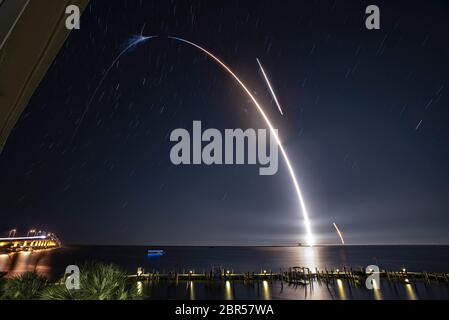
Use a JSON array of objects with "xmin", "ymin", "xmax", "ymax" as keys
[
  {"xmin": 333, "ymin": 222, "xmax": 345, "ymax": 245},
  {"xmin": 256, "ymin": 58, "xmax": 284, "ymax": 115}
]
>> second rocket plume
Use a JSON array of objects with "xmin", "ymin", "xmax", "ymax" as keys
[
  {"xmin": 333, "ymin": 222, "xmax": 345, "ymax": 245},
  {"xmin": 256, "ymin": 58, "xmax": 284, "ymax": 116}
]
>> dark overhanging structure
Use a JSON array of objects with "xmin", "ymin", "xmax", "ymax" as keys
[{"xmin": 0, "ymin": 0, "xmax": 89, "ymax": 153}]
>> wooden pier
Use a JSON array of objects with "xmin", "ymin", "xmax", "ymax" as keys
[{"xmin": 129, "ymin": 266, "xmax": 449, "ymax": 285}]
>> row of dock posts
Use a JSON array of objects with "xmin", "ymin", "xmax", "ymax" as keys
[
  {"xmin": 383, "ymin": 268, "xmax": 449, "ymax": 285},
  {"xmin": 135, "ymin": 266, "xmax": 363, "ymax": 284},
  {"xmin": 133, "ymin": 266, "xmax": 449, "ymax": 286},
  {"xmin": 281, "ymin": 266, "xmax": 365, "ymax": 287},
  {"xmin": 282, "ymin": 267, "xmax": 314, "ymax": 286}
]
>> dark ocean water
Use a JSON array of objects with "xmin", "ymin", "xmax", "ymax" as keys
[
  {"xmin": 2, "ymin": 245, "xmax": 449, "ymax": 278},
  {"xmin": 1, "ymin": 245, "xmax": 449, "ymax": 299}
]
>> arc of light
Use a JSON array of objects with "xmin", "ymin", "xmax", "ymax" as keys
[
  {"xmin": 256, "ymin": 58, "xmax": 284, "ymax": 115},
  {"xmin": 73, "ymin": 35, "xmax": 315, "ymax": 246},
  {"xmin": 168, "ymin": 36, "xmax": 314, "ymax": 246},
  {"xmin": 333, "ymin": 222, "xmax": 345, "ymax": 245},
  {"xmin": 71, "ymin": 36, "xmax": 158, "ymax": 141}
]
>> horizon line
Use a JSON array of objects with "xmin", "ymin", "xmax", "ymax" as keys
[{"xmin": 61, "ymin": 243, "xmax": 449, "ymax": 247}]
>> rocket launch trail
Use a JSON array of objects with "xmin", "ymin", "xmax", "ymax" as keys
[
  {"xmin": 71, "ymin": 35, "xmax": 158, "ymax": 141},
  {"xmin": 75, "ymin": 35, "xmax": 315, "ymax": 246},
  {"xmin": 168, "ymin": 36, "xmax": 314, "ymax": 246},
  {"xmin": 333, "ymin": 222, "xmax": 345, "ymax": 245},
  {"xmin": 256, "ymin": 58, "xmax": 284, "ymax": 115}
]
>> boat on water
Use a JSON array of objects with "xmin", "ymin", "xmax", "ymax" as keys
[{"xmin": 147, "ymin": 249, "xmax": 165, "ymax": 257}]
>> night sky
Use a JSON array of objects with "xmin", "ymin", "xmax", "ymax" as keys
[{"xmin": 1, "ymin": 0, "xmax": 448, "ymax": 245}]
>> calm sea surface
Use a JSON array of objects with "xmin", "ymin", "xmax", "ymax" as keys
[{"xmin": 1, "ymin": 245, "xmax": 449, "ymax": 300}]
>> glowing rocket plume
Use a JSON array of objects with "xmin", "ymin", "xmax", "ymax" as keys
[
  {"xmin": 333, "ymin": 222, "xmax": 345, "ymax": 245},
  {"xmin": 256, "ymin": 58, "xmax": 284, "ymax": 115},
  {"xmin": 169, "ymin": 36, "xmax": 314, "ymax": 246}
]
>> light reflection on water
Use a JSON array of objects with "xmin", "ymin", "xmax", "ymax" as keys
[
  {"xmin": 224, "ymin": 281, "xmax": 233, "ymax": 300},
  {"xmin": 136, "ymin": 281, "xmax": 144, "ymax": 296},
  {"xmin": 336, "ymin": 279, "xmax": 347, "ymax": 300},
  {"xmin": 1, "ymin": 246, "xmax": 449, "ymax": 300},
  {"xmin": 187, "ymin": 281, "xmax": 195, "ymax": 300},
  {"xmin": 298, "ymin": 246, "xmax": 317, "ymax": 271},
  {"xmin": 0, "ymin": 251, "xmax": 53, "ymax": 278},
  {"xmin": 373, "ymin": 281, "xmax": 383, "ymax": 300},
  {"xmin": 261, "ymin": 280, "xmax": 270, "ymax": 300},
  {"xmin": 140, "ymin": 278, "xmax": 449, "ymax": 300},
  {"xmin": 404, "ymin": 283, "xmax": 418, "ymax": 300}
]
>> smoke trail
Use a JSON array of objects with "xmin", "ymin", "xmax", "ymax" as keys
[
  {"xmin": 168, "ymin": 36, "xmax": 315, "ymax": 246},
  {"xmin": 333, "ymin": 222, "xmax": 345, "ymax": 245},
  {"xmin": 71, "ymin": 35, "xmax": 158, "ymax": 141},
  {"xmin": 256, "ymin": 58, "xmax": 284, "ymax": 115}
]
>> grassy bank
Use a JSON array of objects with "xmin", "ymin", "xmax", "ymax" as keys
[{"xmin": 0, "ymin": 262, "xmax": 138, "ymax": 300}]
